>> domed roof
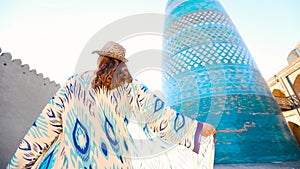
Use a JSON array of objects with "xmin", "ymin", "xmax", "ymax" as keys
[{"xmin": 293, "ymin": 42, "xmax": 300, "ymax": 50}]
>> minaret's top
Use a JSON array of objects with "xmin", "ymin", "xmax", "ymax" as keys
[{"xmin": 165, "ymin": 0, "xmax": 226, "ymax": 16}]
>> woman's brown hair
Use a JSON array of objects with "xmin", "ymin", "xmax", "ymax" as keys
[{"xmin": 92, "ymin": 56, "xmax": 133, "ymax": 90}]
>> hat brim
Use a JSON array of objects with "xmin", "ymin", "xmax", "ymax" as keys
[{"xmin": 92, "ymin": 51, "xmax": 128, "ymax": 63}]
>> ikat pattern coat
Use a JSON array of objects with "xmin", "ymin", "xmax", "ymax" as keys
[{"xmin": 7, "ymin": 71, "xmax": 213, "ymax": 169}]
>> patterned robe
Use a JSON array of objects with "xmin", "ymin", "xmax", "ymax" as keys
[{"xmin": 7, "ymin": 71, "xmax": 215, "ymax": 169}]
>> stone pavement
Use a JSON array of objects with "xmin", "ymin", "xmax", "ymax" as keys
[{"xmin": 214, "ymin": 160, "xmax": 300, "ymax": 169}]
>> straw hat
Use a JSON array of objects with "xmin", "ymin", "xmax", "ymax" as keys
[{"xmin": 92, "ymin": 41, "xmax": 128, "ymax": 62}]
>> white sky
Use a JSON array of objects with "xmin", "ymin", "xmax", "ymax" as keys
[{"xmin": 1, "ymin": 0, "xmax": 300, "ymax": 91}]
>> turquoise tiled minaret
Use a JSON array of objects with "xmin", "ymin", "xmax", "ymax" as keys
[{"xmin": 162, "ymin": 0, "xmax": 300, "ymax": 163}]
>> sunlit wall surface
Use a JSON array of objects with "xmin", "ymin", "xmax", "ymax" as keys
[{"xmin": 162, "ymin": 0, "xmax": 300, "ymax": 163}]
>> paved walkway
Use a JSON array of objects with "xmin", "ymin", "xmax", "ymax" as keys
[{"xmin": 214, "ymin": 160, "xmax": 300, "ymax": 169}]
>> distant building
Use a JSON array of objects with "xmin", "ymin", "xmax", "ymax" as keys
[
  {"xmin": 267, "ymin": 46, "xmax": 300, "ymax": 147},
  {"xmin": 287, "ymin": 42, "xmax": 300, "ymax": 64}
]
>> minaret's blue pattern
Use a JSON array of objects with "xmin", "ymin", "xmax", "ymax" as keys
[{"xmin": 163, "ymin": 0, "xmax": 300, "ymax": 163}]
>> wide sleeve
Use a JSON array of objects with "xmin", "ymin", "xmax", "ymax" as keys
[
  {"xmin": 132, "ymin": 80, "xmax": 204, "ymax": 153},
  {"xmin": 6, "ymin": 75, "xmax": 76, "ymax": 169}
]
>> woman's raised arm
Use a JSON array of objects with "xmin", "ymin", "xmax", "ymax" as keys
[{"xmin": 132, "ymin": 80, "xmax": 215, "ymax": 154}]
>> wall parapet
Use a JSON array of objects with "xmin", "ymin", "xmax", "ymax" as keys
[{"xmin": 0, "ymin": 47, "xmax": 60, "ymax": 88}]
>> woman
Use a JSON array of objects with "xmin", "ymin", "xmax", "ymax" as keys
[{"xmin": 7, "ymin": 41, "xmax": 216, "ymax": 169}]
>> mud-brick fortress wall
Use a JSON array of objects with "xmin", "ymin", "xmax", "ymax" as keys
[{"xmin": 0, "ymin": 48, "xmax": 60, "ymax": 167}]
